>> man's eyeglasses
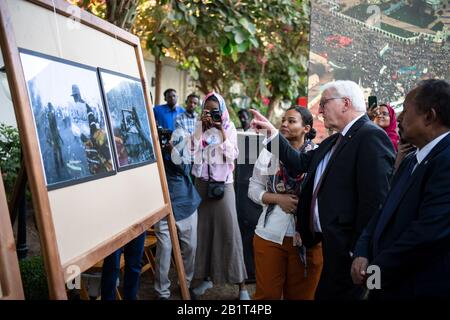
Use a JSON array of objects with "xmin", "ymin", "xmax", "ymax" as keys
[{"xmin": 319, "ymin": 97, "xmax": 344, "ymax": 109}]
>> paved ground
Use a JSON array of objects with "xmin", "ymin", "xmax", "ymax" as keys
[{"xmin": 138, "ymin": 268, "xmax": 256, "ymax": 300}]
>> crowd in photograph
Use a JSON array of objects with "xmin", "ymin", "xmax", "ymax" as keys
[{"xmin": 310, "ymin": 6, "xmax": 450, "ymax": 104}]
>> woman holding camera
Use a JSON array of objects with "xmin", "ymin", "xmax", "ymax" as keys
[
  {"xmin": 248, "ymin": 106, "xmax": 323, "ymax": 300},
  {"xmin": 191, "ymin": 92, "xmax": 249, "ymax": 300}
]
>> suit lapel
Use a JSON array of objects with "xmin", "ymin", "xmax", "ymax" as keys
[
  {"xmin": 379, "ymin": 134, "xmax": 450, "ymax": 236},
  {"xmin": 302, "ymin": 135, "xmax": 336, "ymax": 186},
  {"xmin": 318, "ymin": 115, "xmax": 369, "ymax": 185}
]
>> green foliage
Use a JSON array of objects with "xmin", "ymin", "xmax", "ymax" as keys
[
  {"xmin": 77, "ymin": 0, "xmax": 310, "ymax": 121},
  {"xmin": 161, "ymin": 0, "xmax": 310, "ymax": 117},
  {"xmin": 0, "ymin": 123, "xmax": 21, "ymax": 199},
  {"xmin": 19, "ymin": 256, "xmax": 49, "ymax": 300}
]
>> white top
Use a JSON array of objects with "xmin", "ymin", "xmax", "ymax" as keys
[
  {"xmin": 248, "ymin": 142, "xmax": 317, "ymax": 244},
  {"xmin": 248, "ymin": 149, "xmax": 296, "ymax": 244}
]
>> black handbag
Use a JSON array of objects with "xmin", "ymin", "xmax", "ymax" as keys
[{"xmin": 207, "ymin": 164, "xmax": 226, "ymax": 200}]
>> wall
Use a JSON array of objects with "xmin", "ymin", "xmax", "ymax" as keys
[
  {"xmin": 142, "ymin": 52, "xmax": 193, "ymax": 107},
  {"xmin": 0, "ymin": 53, "xmax": 16, "ymax": 127}
]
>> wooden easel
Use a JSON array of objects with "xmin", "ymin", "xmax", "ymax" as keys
[
  {"xmin": 0, "ymin": 0, "xmax": 189, "ymax": 300},
  {"xmin": 0, "ymin": 167, "xmax": 24, "ymax": 300}
]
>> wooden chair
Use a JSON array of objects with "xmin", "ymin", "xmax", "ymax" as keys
[
  {"xmin": 79, "ymin": 254, "xmax": 125, "ymax": 300},
  {"xmin": 141, "ymin": 229, "xmax": 158, "ymax": 278}
]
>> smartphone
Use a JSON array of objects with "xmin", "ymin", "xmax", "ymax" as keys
[{"xmin": 368, "ymin": 95, "xmax": 378, "ymax": 110}]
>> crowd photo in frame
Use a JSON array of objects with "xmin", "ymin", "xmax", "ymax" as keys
[
  {"xmin": 19, "ymin": 49, "xmax": 116, "ymax": 190},
  {"xmin": 98, "ymin": 68, "xmax": 156, "ymax": 171}
]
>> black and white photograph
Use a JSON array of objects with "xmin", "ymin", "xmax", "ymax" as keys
[
  {"xmin": 99, "ymin": 69, "xmax": 156, "ymax": 170},
  {"xmin": 19, "ymin": 49, "xmax": 116, "ymax": 190}
]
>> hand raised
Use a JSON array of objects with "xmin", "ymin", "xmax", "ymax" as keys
[{"xmin": 249, "ymin": 109, "xmax": 277, "ymax": 137}]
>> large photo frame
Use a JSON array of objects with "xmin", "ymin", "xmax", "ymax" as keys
[
  {"xmin": 19, "ymin": 48, "xmax": 116, "ymax": 190},
  {"xmin": 0, "ymin": 0, "xmax": 189, "ymax": 299},
  {"xmin": 98, "ymin": 68, "xmax": 156, "ymax": 171}
]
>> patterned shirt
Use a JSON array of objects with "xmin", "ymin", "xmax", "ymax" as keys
[{"xmin": 175, "ymin": 111, "xmax": 198, "ymax": 135}]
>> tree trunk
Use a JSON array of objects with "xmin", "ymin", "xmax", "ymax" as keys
[
  {"xmin": 266, "ymin": 95, "xmax": 281, "ymax": 120},
  {"xmin": 154, "ymin": 57, "xmax": 163, "ymax": 106}
]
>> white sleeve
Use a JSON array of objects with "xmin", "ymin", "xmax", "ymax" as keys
[
  {"xmin": 248, "ymin": 149, "xmax": 275, "ymax": 205},
  {"xmin": 262, "ymin": 130, "xmax": 279, "ymax": 146}
]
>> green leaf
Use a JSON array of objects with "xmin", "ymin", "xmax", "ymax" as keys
[
  {"xmin": 222, "ymin": 40, "xmax": 233, "ymax": 55},
  {"xmin": 218, "ymin": 36, "xmax": 228, "ymax": 48},
  {"xmin": 177, "ymin": 2, "xmax": 187, "ymax": 13},
  {"xmin": 249, "ymin": 37, "xmax": 259, "ymax": 48},
  {"xmin": 238, "ymin": 18, "xmax": 256, "ymax": 35},
  {"xmin": 167, "ymin": 11, "xmax": 176, "ymax": 21},
  {"xmin": 233, "ymin": 29, "xmax": 246, "ymax": 44},
  {"xmin": 231, "ymin": 48, "xmax": 238, "ymax": 62},
  {"xmin": 288, "ymin": 66, "xmax": 296, "ymax": 76},
  {"xmin": 302, "ymin": 2, "xmax": 310, "ymax": 16},
  {"xmin": 237, "ymin": 41, "xmax": 249, "ymax": 53},
  {"xmin": 175, "ymin": 11, "xmax": 184, "ymax": 21},
  {"xmin": 299, "ymin": 55, "xmax": 308, "ymax": 71},
  {"xmin": 224, "ymin": 26, "xmax": 234, "ymax": 32},
  {"xmin": 188, "ymin": 15, "xmax": 197, "ymax": 28},
  {"xmin": 192, "ymin": 56, "xmax": 200, "ymax": 69},
  {"xmin": 190, "ymin": 68, "xmax": 199, "ymax": 80},
  {"xmin": 162, "ymin": 38, "xmax": 171, "ymax": 48}
]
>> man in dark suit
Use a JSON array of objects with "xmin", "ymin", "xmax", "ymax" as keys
[
  {"xmin": 351, "ymin": 79, "xmax": 450, "ymax": 299},
  {"xmin": 250, "ymin": 80, "xmax": 395, "ymax": 300}
]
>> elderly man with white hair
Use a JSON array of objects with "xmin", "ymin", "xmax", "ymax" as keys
[{"xmin": 250, "ymin": 80, "xmax": 395, "ymax": 300}]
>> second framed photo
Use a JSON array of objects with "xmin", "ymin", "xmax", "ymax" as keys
[{"xmin": 99, "ymin": 69, "xmax": 156, "ymax": 170}]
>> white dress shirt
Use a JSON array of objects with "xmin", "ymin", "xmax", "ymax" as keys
[
  {"xmin": 311, "ymin": 114, "xmax": 365, "ymax": 232},
  {"xmin": 413, "ymin": 131, "xmax": 450, "ymax": 172}
]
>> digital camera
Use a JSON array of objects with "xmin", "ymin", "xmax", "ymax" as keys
[{"xmin": 210, "ymin": 108, "xmax": 222, "ymax": 123}]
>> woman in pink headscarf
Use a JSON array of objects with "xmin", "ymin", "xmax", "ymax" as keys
[
  {"xmin": 191, "ymin": 92, "xmax": 250, "ymax": 300},
  {"xmin": 372, "ymin": 103, "xmax": 399, "ymax": 152}
]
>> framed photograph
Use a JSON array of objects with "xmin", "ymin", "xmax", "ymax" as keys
[
  {"xmin": 19, "ymin": 49, "xmax": 116, "ymax": 190},
  {"xmin": 98, "ymin": 68, "xmax": 156, "ymax": 170}
]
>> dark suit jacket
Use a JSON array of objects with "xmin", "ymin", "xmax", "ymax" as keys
[
  {"xmin": 269, "ymin": 115, "xmax": 395, "ymax": 299},
  {"xmin": 354, "ymin": 133, "xmax": 450, "ymax": 299}
]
